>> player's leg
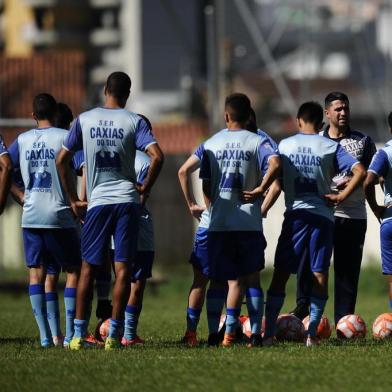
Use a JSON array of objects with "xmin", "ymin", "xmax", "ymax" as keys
[
  {"xmin": 264, "ymin": 213, "xmax": 308, "ymax": 344},
  {"xmin": 206, "ymin": 280, "xmax": 227, "ymax": 345},
  {"xmin": 306, "ymin": 216, "xmax": 334, "ymax": 346},
  {"xmin": 380, "ymin": 221, "xmax": 392, "ymax": 310},
  {"xmin": 105, "ymin": 203, "xmax": 138, "ymax": 350},
  {"xmin": 44, "ymin": 269, "xmax": 62, "ymax": 346},
  {"xmin": 63, "ymin": 265, "xmax": 79, "ymax": 347},
  {"xmin": 95, "ymin": 251, "xmax": 113, "ymax": 320},
  {"xmin": 23, "ymin": 228, "xmax": 53, "ymax": 347},
  {"xmin": 333, "ymin": 218, "xmax": 366, "ymax": 325},
  {"xmin": 123, "ymin": 251, "xmax": 154, "ymax": 345}
]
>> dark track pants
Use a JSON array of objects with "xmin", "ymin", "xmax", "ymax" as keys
[{"xmin": 295, "ymin": 217, "xmax": 367, "ymax": 325}]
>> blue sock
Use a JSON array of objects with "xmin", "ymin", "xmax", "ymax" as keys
[
  {"xmin": 46, "ymin": 292, "xmax": 61, "ymax": 338},
  {"xmin": 108, "ymin": 318, "xmax": 123, "ymax": 339},
  {"xmin": 64, "ymin": 288, "xmax": 76, "ymax": 342},
  {"xmin": 29, "ymin": 284, "xmax": 52, "ymax": 346},
  {"xmin": 206, "ymin": 288, "xmax": 226, "ymax": 334},
  {"xmin": 96, "ymin": 272, "xmax": 111, "ymax": 300},
  {"xmin": 246, "ymin": 287, "xmax": 264, "ymax": 335},
  {"xmin": 74, "ymin": 319, "xmax": 87, "ymax": 339},
  {"xmin": 264, "ymin": 291, "xmax": 285, "ymax": 338},
  {"xmin": 225, "ymin": 308, "xmax": 240, "ymax": 334},
  {"xmin": 389, "ymin": 299, "xmax": 392, "ymax": 309},
  {"xmin": 186, "ymin": 307, "xmax": 201, "ymax": 332},
  {"xmin": 308, "ymin": 296, "xmax": 327, "ymax": 338},
  {"xmin": 124, "ymin": 305, "xmax": 141, "ymax": 340}
]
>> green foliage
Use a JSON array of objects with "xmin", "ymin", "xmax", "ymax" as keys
[{"xmin": 0, "ymin": 268, "xmax": 390, "ymax": 392}]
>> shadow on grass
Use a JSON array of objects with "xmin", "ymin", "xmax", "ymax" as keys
[{"xmin": 0, "ymin": 337, "xmax": 35, "ymax": 344}]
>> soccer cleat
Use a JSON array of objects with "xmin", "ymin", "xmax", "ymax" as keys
[
  {"xmin": 262, "ymin": 336, "xmax": 276, "ymax": 347},
  {"xmin": 41, "ymin": 338, "xmax": 54, "ymax": 348},
  {"xmin": 221, "ymin": 332, "xmax": 237, "ymax": 347},
  {"xmin": 52, "ymin": 335, "xmax": 64, "ymax": 347},
  {"xmin": 85, "ymin": 333, "xmax": 104, "ymax": 347},
  {"xmin": 305, "ymin": 336, "xmax": 320, "ymax": 347},
  {"xmin": 181, "ymin": 331, "xmax": 198, "ymax": 347},
  {"xmin": 121, "ymin": 335, "xmax": 145, "ymax": 346},
  {"xmin": 105, "ymin": 337, "xmax": 122, "ymax": 350},
  {"xmin": 63, "ymin": 338, "xmax": 71, "ymax": 349},
  {"xmin": 247, "ymin": 334, "xmax": 263, "ymax": 348},
  {"xmin": 289, "ymin": 303, "xmax": 309, "ymax": 320},
  {"xmin": 69, "ymin": 337, "xmax": 99, "ymax": 350},
  {"xmin": 207, "ymin": 332, "xmax": 221, "ymax": 347}
]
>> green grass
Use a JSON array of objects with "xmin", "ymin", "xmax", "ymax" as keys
[{"xmin": 0, "ymin": 267, "xmax": 391, "ymax": 392}]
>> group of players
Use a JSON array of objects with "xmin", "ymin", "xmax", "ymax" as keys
[{"xmin": 0, "ymin": 70, "xmax": 391, "ymax": 349}]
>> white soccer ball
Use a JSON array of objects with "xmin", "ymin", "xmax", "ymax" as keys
[
  {"xmin": 372, "ymin": 313, "xmax": 392, "ymax": 339},
  {"xmin": 275, "ymin": 313, "xmax": 305, "ymax": 342},
  {"xmin": 336, "ymin": 314, "xmax": 367, "ymax": 339}
]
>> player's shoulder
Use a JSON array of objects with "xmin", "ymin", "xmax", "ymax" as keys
[{"xmin": 203, "ymin": 128, "xmax": 227, "ymax": 146}]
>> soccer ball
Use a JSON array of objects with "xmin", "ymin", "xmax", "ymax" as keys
[
  {"xmin": 99, "ymin": 318, "xmax": 110, "ymax": 341},
  {"xmin": 239, "ymin": 315, "xmax": 252, "ymax": 337},
  {"xmin": 218, "ymin": 314, "xmax": 226, "ymax": 333},
  {"xmin": 275, "ymin": 313, "xmax": 305, "ymax": 342},
  {"xmin": 336, "ymin": 314, "xmax": 367, "ymax": 339},
  {"xmin": 372, "ymin": 313, "xmax": 392, "ymax": 339},
  {"xmin": 302, "ymin": 315, "xmax": 332, "ymax": 339}
]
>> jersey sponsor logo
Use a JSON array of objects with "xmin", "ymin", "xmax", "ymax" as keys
[
  {"xmin": 294, "ymin": 177, "xmax": 318, "ymax": 196},
  {"xmin": 96, "ymin": 151, "xmax": 121, "ymax": 172},
  {"xmin": 27, "ymin": 170, "xmax": 52, "ymax": 192},
  {"xmin": 340, "ymin": 138, "xmax": 364, "ymax": 160},
  {"xmin": 219, "ymin": 172, "xmax": 243, "ymax": 192}
]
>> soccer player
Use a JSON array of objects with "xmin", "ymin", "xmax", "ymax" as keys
[
  {"xmin": 364, "ymin": 112, "xmax": 392, "ymax": 309},
  {"xmin": 0, "ymin": 134, "xmax": 12, "ymax": 215},
  {"xmin": 8, "ymin": 93, "xmax": 81, "ymax": 348},
  {"xmin": 199, "ymin": 93, "xmax": 281, "ymax": 347},
  {"xmin": 291, "ymin": 92, "xmax": 377, "ymax": 324},
  {"xmin": 263, "ymin": 101, "xmax": 365, "ymax": 347},
  {"xmin": 56, "ymin": 72, "xmax": 164, "ymax": 350},
  {"xmin": 178, "ymin": 108, "xmax": 281, "ymax": 346}
]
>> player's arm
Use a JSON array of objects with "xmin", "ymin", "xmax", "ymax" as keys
[
  {"xmin": 79, "ymin": 166, "xmax": 87, "ymax": 202},
  {"xmin": 199, "ymin": 151, "xmax": 212, "ymax": 207},
  {"xmin": 138, "ymin": 143, "xmax": 164, "ymax": 206},
  {"xmin": 0, "ymin": 153, "xmax": 12, "ymax": 214},
  {"xmin": 325, "ymin": 144, "xmax": 366, "ymax": 205},
  {"xmin": 56, "ymin": 118, "xmax": 87, "ymax": 219},
  {"xmin": 363, "ymin": 150, "xmax": 389, "ymax": 221},
  {"xmin": 261, "ymin": 178, "xmax": 281, "ymax": 218},
  {"xmin": 242, "ymin": 155, "xmax": 281, "ymax": 203},
  {"xmin": 178, "ymin": 153, "xmax": 205, "ymax": 220}
]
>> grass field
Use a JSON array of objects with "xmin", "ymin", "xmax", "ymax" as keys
[{"xmin": 0, "ymin": 266, "xmax": 391, "ymax": 392}]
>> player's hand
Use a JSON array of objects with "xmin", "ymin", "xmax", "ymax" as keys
[
  {"xmin": 324, "ymin": 193, "xmax": 343, "ymax": 206},
  {"xmin": 189, "ymin": 204, "xmax": 205, "ymax": 221},
  {"xmin": 71, "ymin": 200, "xmax": 87, "ymax": 222},
  {"xmin": 242, "ymin": 187, "xmax": 263, "ymax": 203},
  {"xmin": 335, "ymin": 177, "xmax": 351, "ymax": 190},
  {"xmin": 135, "ymin": 184, "xmax": 150, "ymax": 207}
]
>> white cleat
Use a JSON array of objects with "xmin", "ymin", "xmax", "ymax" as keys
[
  {"xmin": 53, "ymin": 335, "xmax": 64, "ymax": 347},
  {"xmin": 305, "ymin": 336, "xmax": 320, "ymax": 347}
]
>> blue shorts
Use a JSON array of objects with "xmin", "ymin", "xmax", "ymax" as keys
[
  {"xmin": 82, "ymin": 203, "xmax": 140, "ymax": 265},
  {"xmin": 381, "ymin": 220, "xmax": 392, "ymax": 274},
  {"xmin": 23, "ymin": 228, "xmax": 81, "ymax": 274},
  {"xmin": 207, "ymin": 231, "xmax": 266, "ymax": 281},
  {"xmin": 189, "ymin": 227, "xmax": 209, "ymax": 276},
  {"xmin": 274, "ymin": 210, "xmax": 334, "ymax": 274},
  {"xmin": 132, "ymin": 251, "xmax": 154, "ymax": 281}
]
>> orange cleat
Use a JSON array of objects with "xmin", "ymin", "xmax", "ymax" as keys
[
  {"xmin": 181, "ymin": 330, "xmax": 198, "ymax": 347},
  {"xmin": 221, "ymin": 332, "xmax": 236, "ymax": 347},
  {"xmin": 121, "ymin": 336, "xmax": 145, "ymax": 346}
]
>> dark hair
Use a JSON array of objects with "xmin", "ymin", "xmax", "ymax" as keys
[
  {"xmin": 225, "ymin": 93, "xmax": 251, "ymax": 124},
  {"xmin": 137, "ymin": 113, "xmax": 152, "ymax": 130},
  {"xmin": 33, "ymin": 93, "xmax": 57, "ymax": 121},
  {"xmin": 245, "ymin": 107, "xmax": 258, "ymax": 133},
  {"xmin": 324, "ymin": 91, "xmax": 349, "ymax": 108},
  {"xmin": 297, "ymin": 101, "xmax": 324, "ymax": 128},
  {"xmin": 388, "ymin": 112, "xmax": 392, "ymax": 129},
  {"xmin": 54, "ymin": 103, "xmax": 73, "ymax": 129},
  {"xmin": 106, "ymin": 72, "xmax": 132, "ymax": 101}
]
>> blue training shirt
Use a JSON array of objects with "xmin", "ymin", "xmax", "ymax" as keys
[
  {"xmin": 63, "ymin": 107, "xmax": 156, "ymax": 209},
  {"xmin": 279, "ymin": 132, "xmax": 359, "ymax": 222},
  {"xmin": 368, "ymin": 142, "xmax": 392, "ymax": 223},
  {"xmin": 199, "ymin": 128, "xmax": 277, "ymax": 232},
  {"xmin": 8, "ymin": 127, "xmax": 76, "ymax": 228}
]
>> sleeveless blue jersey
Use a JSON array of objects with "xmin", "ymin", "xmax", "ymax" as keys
[
  {"xmin": 279, "ymin": 133, "xmax": 358, "ymax": 222},
  {"xmin": 63, "ymin": 108, "xmax": 156, "ymax": 209}
]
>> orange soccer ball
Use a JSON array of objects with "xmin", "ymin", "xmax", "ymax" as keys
[
  {"xmin": 275, "ymin": 313, "xmax": 305, "ymax": 342},
  {"xmin": 302, "ymin": 315, "xmax": 332, "ymax": 339},
  {"xmin": 372, "ymin": 313, "xmax": 392, "ymax": 339},
  {"xmin": 336, "ymin": 314, "xmax": 367, "ymax": 339}
]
